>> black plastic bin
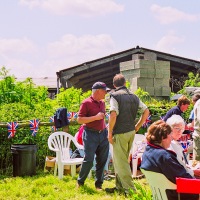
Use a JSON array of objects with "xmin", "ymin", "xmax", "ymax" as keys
[{"xmin": 11, "ymin": 144, "xmax": 37, "ymax": 177}]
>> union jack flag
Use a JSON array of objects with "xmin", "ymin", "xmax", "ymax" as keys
[
  {"xmin": 67, "ymin": 112, "xmax": 78, "ymax": 120},
  {"xmin": 142, "ymin": 115, "xmax": 152, "ymax": 128},
  {"xmin": 7, "ymin": 122, "xmax": 18, "ymax": 139},
  {"xmin": 49, "ymin": 116, "xmax": 57, "ymax": 132},
  {"xmin": 179, "ymin": 134, "xmax": 190, "ymax": 151},
  {"xmin": 105, "ymin": 112, "xmax": 110, "ymax": 120},
  {"xmin": 74, "ymin": 112, "xmax": 78, "ymax": 119},
  {"xmin": 29, "ymin": 119, "xmax": 40, "ymax": 136}
]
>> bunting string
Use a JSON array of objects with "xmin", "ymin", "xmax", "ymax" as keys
[{"xmin": 4, "ymin": 111, "xmax": 152, "ymax": 140}]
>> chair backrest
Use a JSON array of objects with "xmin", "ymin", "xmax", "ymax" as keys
[
  {"xmin": 141, "ymin": 169, "xmax": 177, "ymax": 200},
  {"xmin": 48, "ymin": 131, "xmax": 83, "ymax": 161},
  {"xmin": 176, "ymin": 177, "xmax": 200, "ymax": 194}
]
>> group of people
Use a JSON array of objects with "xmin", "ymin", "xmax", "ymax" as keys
[
  {"xmin": 141, "ymin": 119, "xmax": 199, "ymax": 200},
  {"xmin": 75, "ymin": 72, "xmax": 200, "ymax": 199},
  {"xmin": 162, "ymin": 91, "xmax": 200, "ymax": 161},
  {"xmin": 141, "ymin": 91, "xmax": 200, "ymax": 200},
  {"xmin": 76, "ymin": 74, "xmax": 149, "ymax": 195}
]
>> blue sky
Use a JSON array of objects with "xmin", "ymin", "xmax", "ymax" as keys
[{"xmin": 0, "ymin": 0, "xmax": 200, "ymax": 79}]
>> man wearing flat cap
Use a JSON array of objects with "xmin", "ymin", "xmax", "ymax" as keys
[{"xmin": 77, "ymin": 81, "xmax": 110, "ymax": 190}]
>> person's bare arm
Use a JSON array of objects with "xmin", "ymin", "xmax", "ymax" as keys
[
  {"xmin": 77, "ymin": 112, "xmax": 105, "ymax": 124},
  {"xmin": 135, "ymin": 108, "xmax": 150, "ymax": 132},
  {"xmin": 108, "ymin": 111, "xmax": 117, "ymax": 144}
]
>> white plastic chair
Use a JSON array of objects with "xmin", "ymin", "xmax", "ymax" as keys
[
  {"xmin": 141, "ymin": 169, "xmax": 177, "ymax": 200},
  {"xmin": 48, "ymin": 131, "xmax": 84, "ymax": 179},
  {"xmin": 131, "ymin": 134, "xmax": 146, "ymax": 177}
]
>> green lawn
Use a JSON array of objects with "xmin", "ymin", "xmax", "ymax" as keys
[{"xmin": 0, "ymin": 170, "xmax": 152, "ymax": 200}]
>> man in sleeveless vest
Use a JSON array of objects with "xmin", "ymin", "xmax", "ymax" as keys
[{"xmin": 105, "ymin": 74, "xmax": 149, "ymax": 195}]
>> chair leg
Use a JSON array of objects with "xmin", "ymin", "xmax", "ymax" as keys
[
  {"xmin": 132, "ymin": 158, "xmax": 138, "ymax": 178},
  {"xmin": 58, "ymin": 164, "xmax": 64, "ymax": 179},
  {"xmin": 71, "ymin": 165, "xmax": 76, "ymax": 177}
]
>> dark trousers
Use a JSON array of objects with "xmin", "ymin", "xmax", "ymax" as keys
[{"xmin": 77, "ymin": 129, "xmax": 109, "ymax": 188}]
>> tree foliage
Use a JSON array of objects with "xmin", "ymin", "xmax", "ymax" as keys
[
  {"xmin": 0, "ymin": 67, "xmax": 91, "ymax": 173},
  {"xmin": 0, "ymin": 67, "xmax": 197, "ymax": 174},
  {"xmin": 183, "ymin": 72, "xmax": 200, "ymax": 87}
]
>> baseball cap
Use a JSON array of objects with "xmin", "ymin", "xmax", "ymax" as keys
[{"xmin": 92, "ymin": 82, "xmax": 111, "ymax": 91}]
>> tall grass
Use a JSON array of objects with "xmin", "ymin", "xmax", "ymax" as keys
[{"xmin": 0, "ymin": 170, "xmax": 152, "ymax": 200}]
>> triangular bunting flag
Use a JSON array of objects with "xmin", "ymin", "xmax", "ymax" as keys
[
  {"xmin": 105, "ymin": 113, "xmax": 110, "ymax": 120},
  {"xmin": 142, "ymin": 115, "xmax": 152, "ymax": 128},
  {"xmin": 49, "ymin": 116, "xmax": 57, "ymax": 132},
  {"xmin": 29, "ymin": 119, "xmax": 40, "ymax": 136},
  {"xmin": 7, "ymin": 122, "xmax": 18, "ymax": 139},
  {"xmin": 67, "ymin": 112, "xmax": 78, "ymax": 120}
]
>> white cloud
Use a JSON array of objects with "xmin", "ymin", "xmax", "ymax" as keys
[
  {"xmin": 46, "ymin": 34, "xmax": 115, "ymax": 71},
  {"xmin": 151, "ymin": 4, "xmax": 200, "ymax": 24},
  {"xmin": 0, "ymin": 34, "xmax": 116, "ymax": 78},
  {"xmin": 19, "ymin": 0, "xmax": 124, "ymax": 16},
  {"xmin": 0, "ymin": 38, "xmax": 37, "ymax": 56},
  {"xmin": 47, "ymin": 34, "xmax": 115, "ymax": 58},
  {"xmin": 155, "ymin": 31, "xmax": 185, "ymax": 53},
  {"xmin": 3, "ymin": 59, "xmax": 34, "ymax": 78},
  {"xmin": 0, "ymin": 37, "xmax": 39, "ymax": 78}
]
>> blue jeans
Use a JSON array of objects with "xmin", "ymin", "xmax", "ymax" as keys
[
  {"xmin": 92, "ymin": 150, "xmax": 112, "ymax": 172},
  {"xmin": 77, "ymin": 129, "xmax": 109, "ymax": 188}
]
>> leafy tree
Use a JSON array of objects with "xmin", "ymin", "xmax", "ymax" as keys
[
  {"xmin": 55, "ymin": 87, "xmax": 91, "ymax": 111},
  {"xmin": 182, "ymin": 72, "xmax": 200, "ymax": 88}
]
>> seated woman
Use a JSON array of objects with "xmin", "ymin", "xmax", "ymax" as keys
[
  {"xmin": 166, "ymin": 114, "xmax": 200, "ymax": 178},
  {"xmin": 141, "ymin": 120, "xmax": 199, "ymax": 200}
]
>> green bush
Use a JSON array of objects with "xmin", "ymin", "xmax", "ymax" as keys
[{"xmin": 0, "ymin": 67, "xmax": 196, "ymax": 175}]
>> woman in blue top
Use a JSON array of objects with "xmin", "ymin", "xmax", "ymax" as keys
[{"xmin": 141, "ymin": 120, "xmax": 199, "ymax": 200}]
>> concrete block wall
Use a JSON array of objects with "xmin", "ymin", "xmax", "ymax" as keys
[
  {"xmin": 144, "ymin": 51, "xmax": 157, "ymax": 60},
  {"xmin": 132, "ymin": 54, "xmax": 144, "ymax": 60},
  {"xmin": 145, "ymin": 86, "xmax": 155, "ymax": 96},
  {"xmin": 131, "ymin": 77, "xmax": 154, "ymax": 87},
  {"xmin": 120, "ymin": 53, "xmax": 171, "ymax": 99}
]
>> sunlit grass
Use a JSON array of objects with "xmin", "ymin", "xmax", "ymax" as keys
[{"xmin": 0, "ymin": 170, "xmax": 152, "ymax": 200}]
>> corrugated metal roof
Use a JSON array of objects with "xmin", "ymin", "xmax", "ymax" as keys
[
  {"xmin": 17, "ymin": 77, "xmax": 57, "ymax": 89},
  {"xmin": 57, "ymin": 46, "xmax": 200, "ymax": 92}
]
